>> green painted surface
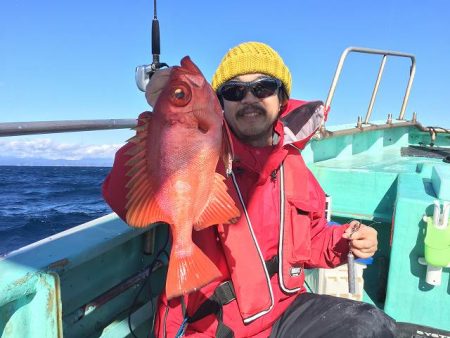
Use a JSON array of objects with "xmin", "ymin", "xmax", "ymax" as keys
[
  {"xmin": 431, "ymin": 165, "xmax": 450, "ymax": 200},
  {"xmin": 307, "ymin": 125, "xmax": 450, "ymax": 331},
  {"xmin": 99, "ymin": 297, "xmax": 159, "ymax": 338},
  {"xmin": 0, "ymin": 215, "xmax": 169, "ymax": 338},
  {"xmin": 409, "ymin": 128, "xmax": 450, "ymax": 147},
  {"xmin": 1, "ymin": 123, "xmax": 449, "ymax": 336},
  {"xmin": 0, "ymin": 272, "xmax": 62, "ymax": 338},
  {"xmin": 384, "ymin": 173, "xmax": 450, "ymax": 330},
  {"xmin": 313, "ymin": 166, "xmax": 398, "ymax": 221}
]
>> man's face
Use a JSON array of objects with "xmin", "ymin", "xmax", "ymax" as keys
[{"xmin": 221, "ymin": 73, "xmax": 281, "ymax": 147}]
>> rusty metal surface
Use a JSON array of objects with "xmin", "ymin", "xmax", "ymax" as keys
[
  {"xmin": 0, "ymin": 214, "xmax": 168, "ymax": 338},
  {"xmin": 0, "ymin": 272, "xmax": 62, "ymax": 338}
]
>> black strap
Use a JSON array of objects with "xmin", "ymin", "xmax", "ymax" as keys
[
  {"xmin": 187, "ymin": 256, "xmax": 279, "ymax": 338},
  {"xmin": 187, "ymin": 281, "xmax": 235, "ymax": 338},
  {"xmin": 180, "ymin": 296, "xmax": 187, "ymax": 317},
  {"xmin": 265, "ymin": 255, "xmax": 279, "ymax": 277},
  {"xmin": 187, "ymin": 281, "xmax": 235, "ymax": 321}
]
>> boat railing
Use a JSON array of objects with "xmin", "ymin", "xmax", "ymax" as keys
[
  {"xmin": 0, "ymin": 119, "xmax": 137, "ymax": 137},
  {"xmin": 324, "ymin": 46, "xmax": 416, "ymax": 125},
  {"xmin": 1, "ymin": 47, "xmax": 447, "ymax": 139},
  {"xmin": 0, "ymin": 112, "xmax": 445, "ymax": 140}
]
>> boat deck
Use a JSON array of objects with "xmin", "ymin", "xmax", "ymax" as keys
[
  {"xmin": 304, "ymin": 124, "xmax": 450, "ymax": 330},
  {"xmin": 1, "ymin": 123, "xmax": 449, "ymax": 336}
]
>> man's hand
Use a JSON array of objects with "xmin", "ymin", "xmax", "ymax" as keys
[
  {"xmin": 145, "ymin": 67, "xmax": 173, "ymax": 107},
  {"xmin": 342, "ymin": 220, "xmax": 378, "ymax": 259}
]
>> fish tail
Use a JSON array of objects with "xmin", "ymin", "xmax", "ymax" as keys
[{"xmin": 165, "ymin": 244, "xmax": 221, "ymax": 300}]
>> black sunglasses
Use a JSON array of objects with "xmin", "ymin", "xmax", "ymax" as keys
[{"xmin": 218, "ymin": 77, "xmax": 282, "ymax": 102}]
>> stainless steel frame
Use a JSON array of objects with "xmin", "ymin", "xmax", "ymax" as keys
[
  {"xmin": 0, "ymin": 119, "xmax": 137, "ymax": 137},
  {"xmin": 324, "ymin": 47, "xmax": 416, "ymax": 124},
  {"xmin": 2, "ymin": 48, "xmax": 446, "ymax": 141}
]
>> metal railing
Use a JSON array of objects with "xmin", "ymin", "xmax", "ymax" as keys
[
  {"xmin": 0, "ymin": 47, "xmax": 421, "ymax": 138},
  {"xmin": 324, "ymin": 46, "xmax": 416, "ymax": 124},
  {"xmin": 0, "ymin": 119, "xmax": 137, "ymax": 137}
]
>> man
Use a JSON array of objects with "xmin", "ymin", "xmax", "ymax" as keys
[{"xmin": 103, "ymin": 41, "xmax": 396, "ymax": 337}]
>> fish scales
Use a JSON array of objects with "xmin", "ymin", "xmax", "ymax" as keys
[{"xmin": 124, "ymin": 56, "xmax": 240, "ymax": 299}]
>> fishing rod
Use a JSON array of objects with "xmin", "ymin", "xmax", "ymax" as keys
[{"xmin": 135, "ymin": 0, "xmax": 169, "ymax": 92}]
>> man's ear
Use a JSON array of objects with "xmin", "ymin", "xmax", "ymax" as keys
[
  {"xmin": 217, "ymin": 94, "xmax": 224, "ymax": 108},
  {"xmin": 278, "ymin": 87, "xmax": 289, "ymax": 107}
]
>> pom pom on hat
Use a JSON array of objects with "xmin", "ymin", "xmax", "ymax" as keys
[{"xmin": 211, "ymin": 41, "xmax": 292, "ymax": 97}]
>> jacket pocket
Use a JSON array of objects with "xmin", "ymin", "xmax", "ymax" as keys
[{"xmin": 286, "ymin": 199, "xmax": 313, "ymax": 264}]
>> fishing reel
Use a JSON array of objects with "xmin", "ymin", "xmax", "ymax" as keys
[{"xmin": 135, "ymin": 61, "xmax": 169, "ymax": 92}]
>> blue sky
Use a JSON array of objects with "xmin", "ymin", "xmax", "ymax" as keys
[{"xmin": 1, "ymin": 0, "xmax": 449, "ymax": 162}]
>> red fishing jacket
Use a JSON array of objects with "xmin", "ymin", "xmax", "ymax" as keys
[{"xmin": 102, "ymin": 99, "xmax": 351, "ymax": 337}]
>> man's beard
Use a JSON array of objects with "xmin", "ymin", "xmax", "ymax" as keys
[{"xmin": 232, "ymin": 103, "xmax": 275, "ymax": 145}]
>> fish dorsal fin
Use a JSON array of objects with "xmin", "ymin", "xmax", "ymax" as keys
[
  {"xmin": 180, "ymin": 56, "xmax": 205, "ymax": 87},
  {"xmin": 194, "ymin": 173, "xmax": 240, "ymax": 230},
  {"xmin": 181, "ymin": 56, "xmax": 201, "ymax": 75},
  {"xmin": 125, "ymin": 116, "xmax": 168, "ymax": 228}
]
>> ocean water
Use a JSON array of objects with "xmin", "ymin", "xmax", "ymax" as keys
[{"xmin": 0, "ymin": 166, "xmax": 112, "ymax": 255}]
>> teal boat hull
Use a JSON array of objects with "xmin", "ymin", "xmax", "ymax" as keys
[{"xmin": 1, "ymin": 122, "xmax": 449, "ymax": 337}]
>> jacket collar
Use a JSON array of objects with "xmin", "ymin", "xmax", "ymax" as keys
[
  {"xmin": 280, "ymin": 99, "xmax": 327, "ymax": 149},
  {"xmin": 225, "ymin": 99, "xmax": 325, "ymax": 181}
]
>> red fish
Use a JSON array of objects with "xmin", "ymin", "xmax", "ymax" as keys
[{"xmin": 124, "ymin": 57, "xmax": 240, "ymax": 299}]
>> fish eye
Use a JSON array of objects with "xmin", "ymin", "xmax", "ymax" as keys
[
  {"xmin": 170, "ymin": 83, "xmax": 191, "ymax": 106},
  {"xmin": 174, "ymin": 88, "xmax": 185, "ymax": 99}
]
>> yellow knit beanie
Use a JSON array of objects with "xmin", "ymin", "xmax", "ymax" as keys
[{"xmin": 211, "ymin": 41, "xmax": 292, "ymax": 97}]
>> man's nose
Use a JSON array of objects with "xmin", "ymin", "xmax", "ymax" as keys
[{"xmin": 240, "ymin": 89, "xmax": 259, "ymax": 104}]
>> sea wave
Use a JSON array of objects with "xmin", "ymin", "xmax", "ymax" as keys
[{"xmin": 0, "ymin": 166, "xmax": 112, "ymax": 255}]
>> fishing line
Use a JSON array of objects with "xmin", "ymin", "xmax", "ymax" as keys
[
  {"xmin": 128, "ymin": 0, "xmax": 170, "ymax": 334},
  {"xmin": 128, "ymin": 225, "xmax": 170, "ymax": 338}
]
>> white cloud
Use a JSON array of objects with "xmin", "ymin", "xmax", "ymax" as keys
[{"xmin": 0, "ymin": 138, "xmax": 123, "ymax": 160}]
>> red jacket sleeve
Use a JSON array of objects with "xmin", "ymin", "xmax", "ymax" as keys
[
  {"xmin": 102, "ymin": 142, "xmax": 133, "ymax": 222},
  {"xmin": 303, "ymin": 170, "xmax": 350, "ymax": 269}
]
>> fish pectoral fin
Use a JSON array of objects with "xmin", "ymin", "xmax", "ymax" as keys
[
  {"xmin": 126, "ymin": 192, "xmax": 168, "ymax": 228},
  {"xmin": 194, "ymin": 173, "xmax": 240, "ymax": 230},
  {"xmin": 165, "ymin": 243, "xmax": 221, "ymax": 300},
  {"xmin": 125, "ymin": 170, "xmax": 169, "ymax": 228}
]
